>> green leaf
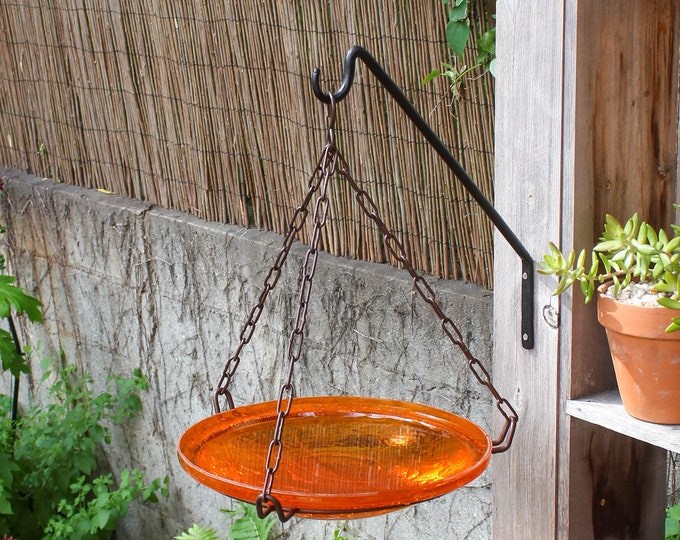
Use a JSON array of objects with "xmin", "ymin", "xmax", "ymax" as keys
[
  {"xmin": 599, "ymin": 253, "xmax": 612, "ymax": 274},
  {"xmin": 669, "ymin": 501, "xmax": 680, "ymax": 520},
  {"xmin": 448, "ymin": 0, "xmax": 467, "ymax": 21},
  {"xmin": 667, "ymin": 516, "xmax": 680, "ymax": 537},
  {"xmin": 620, "ymin": 273, "xmax": 632, "ymax": 290},
  {"xmin": 175, "ymin": 524, "xmax": 221, "ymax": 540},
  {"xmin": 422, "ymin": 69, "xmax": 441, "ymax": 85},
  {"xmin": 656, "ymin": 283, "xmax": 675, "ymax": 294},
  {"xmin": 88, "ymin": 423, "xmax": 106, "ymax": 444},
  {"xmin": 0, "ymin": 275, "xmax": 42, "ymax": 322},
  {"xmin": 0, "ymin": 496, "xmax": 11, "ymax": 515},
  {"xmin": 94, "ymin": 508, "xmax": 113, "ymax": 531},
  {"xmin": 657, "ymin": 297, "xmax": 680, "ymax": 310},
  {"xmin": 566, "ymin": 249, "xmax": 576, "ymax": 268},
  {"xmin": 660, "ymin": 252, "xmax": 673, "ymax": 268},
  {"xmin": 72, "ymin": 451, "xmax": 96, "ymax": 475},
  {"xmin": 554, "ymin": 271, "xmax": 570, "ymax": 296},
  {"xmin": 537, "ymin": 255, "xmax": 557, "ymax": 274},
  {"xmin": 225, "ymin": 502, "xmax": 277, "ymax": 540},
  {"xmin": 631, "ymin": 242, "xmax": 656, "ymax": 256},
  {"xmin": 623, "ymin": 213, "xmax": 639, "ymax": 237},
  {"xmin": 488, "ymin": 58, "xmax": 497, "ymax": 77},
  {"xmin": 664, "ymin": 317, "xmax": 680, "ymax": 333},
  {"xmin": 477, "ymin": 28, "xmax": 496, "ymax": 55},
  {"xmin": 585, "ymin": 279, "xmax": 596, "ymax": 303},
  {"xmin": 576, "ymin": 248, "xmax": 586, "ymax": 269},
  {"xmin": 594, "ymin": 240, "xmax": 623, "ymax": 253},
  {"xmin": 636, "ymin": 222, "xmax": 648, "ymax": 244},
  {"xmin": 665, "ymin": 236, "xmax": 680, "ymax": 252},
  {"xmin": 0, "ymin": 327, "xmax": 29, "ymax": 376},
  {"xmin": 653, "ymin": 262, "xmax": 665, "ymax": 279},
  {"xmin": 646, "ymin": 226, "xmax": 659, "ymax": 245},
  {"xmin": 604, "ymin": 214, "xmax": 624, "ymax": 235},
  {"xmin": 446, "ymin": 19, "xmax": 470, "ymax": 57},
  {"xmin": 668, "ymin": 271, "xmax": 680, "ymax": 289},
  {"xmin": 589, "ymin": 252, "xmax": 600, "ymax": 276}
]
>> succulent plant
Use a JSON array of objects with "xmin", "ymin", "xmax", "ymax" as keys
[{"xmin": 538, "ymin": 204, "xmax": 680, "ymax": 332}]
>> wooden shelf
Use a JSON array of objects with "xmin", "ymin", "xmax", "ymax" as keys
[{"xmin": 566, "ymin": 390, "xmax": 680, "ymax": 453}]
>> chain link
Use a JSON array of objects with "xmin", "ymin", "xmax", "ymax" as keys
[
  {"xmin": 212, "ymin": 142, "xmax": 336, "ymax": 413},
  {"xmin": 258, "ymin": 118, "xmax": 337, "ymax": 519},
  {"xmin": 218, "ymin": 98, "xmax": 516, "ymax": 519},
  {"xmin": 335, "ymin": 151, "xmax": 518, "ymax": 454}
]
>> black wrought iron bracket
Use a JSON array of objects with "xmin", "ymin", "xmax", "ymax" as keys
[{"xmin": 312, "ymin": 45, "xmax": 535, "ymax": 349}]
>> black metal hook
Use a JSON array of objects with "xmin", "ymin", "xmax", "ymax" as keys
[
  {"xmin": 312, "ymin": 46, "xmax": 373, "ymax": 104},
  {"xmin": 311, "ymin": 46, "xmax": 535, "ymax": 349}
]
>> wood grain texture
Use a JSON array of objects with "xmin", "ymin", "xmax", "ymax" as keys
[
  {"xmin": 577, "ymin": 0, "xmax": 679, "ymax": 233},
  {"xmin": 566, "ymin": 390, "xmax": 680, "ymax": 453},
  {"xmin": 493, "ymin": 0, "xmax": 564, "ymax": 537},
  {"xmin": 495, "ymin": 0, "xmax": 676, "ymax": 538},
  {"xmin": 563, "ymin": 3, "xmax": 676, "ymax": 537},
  {"xmin": 566, "ymin": 423, "xmax": 666, "ymax": 540}
]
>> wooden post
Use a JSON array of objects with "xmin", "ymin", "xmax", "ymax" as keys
[
  {"xmin": 494, "ymin": 1, "xmax": 676, "ymax": 537},
  {"xmin": 493, "ymin": 1, "xmax": 564, "ymax": 536}
]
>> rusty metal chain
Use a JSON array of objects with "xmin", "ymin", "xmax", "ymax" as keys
[
  {"xmin": 212, "ymin": 108, "xmax": 338, "ymax": 414},
  {"xmin": 216, "ymin": 97, "xmax": 516, "ymax": 520},
  {"xmin": 256, "ymin": 102, "xmax": 338, "ymax": 521},
  {"xmin": 332, "ymin": 150, "xmax": 518, "ymax": 454}
]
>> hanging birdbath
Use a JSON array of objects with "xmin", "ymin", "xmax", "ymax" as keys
[
  {"xmin": 179, "ymin": 396, "xmax": 491, "ymax": 520},
  {"xmin": 178, "ymin": 46, "xmax": 530, "ymax": 522}
]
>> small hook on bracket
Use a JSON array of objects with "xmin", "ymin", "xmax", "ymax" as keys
[{"xmin": 312, "ymin": 46, "xmax": 369, "ymax": 104}]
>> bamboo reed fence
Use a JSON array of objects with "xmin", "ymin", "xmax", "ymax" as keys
[{"xmin": 0, "ymin": 1, "xmax": 496, "ymax": 288}]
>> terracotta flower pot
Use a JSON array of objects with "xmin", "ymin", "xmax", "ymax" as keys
[{"xmin": 597, "ymin": 285, "xmax": 680, "ymax": 424}]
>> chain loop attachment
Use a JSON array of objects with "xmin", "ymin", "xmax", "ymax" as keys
[
  {"xmin": 256, "ymin": 493, "xmax": 296, "ymax": 523},
  {"xmin": 257, "ymin": 131, "xmax": 337, "ymax": 516},
  {"xmin": 212, "ymin": 143, "xmax": 334, "ymax": 413},
  {"xmin": 332, "ymin": 150, "xmax": 519, "ymax": 454},
  {"xmin": 213, "ymin": 80, "xmax": 518, "ymax": 521}
]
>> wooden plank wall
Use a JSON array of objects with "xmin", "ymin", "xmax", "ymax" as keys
[
  {"xmin": 562, "ymin": 2, "xmax": 676, "ymax": 538},
  {"xmin": 493, "ymin": 0, "xmax": 564, "ymax": 536},
  {"xmin": 494, "ymin": 0, "xmax": 677, "ymax": 538}
]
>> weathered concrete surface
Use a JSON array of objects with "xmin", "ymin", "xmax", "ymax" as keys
[{"xmin": 0, "ymin": 169, "xmax": 495, "ymax": 539}]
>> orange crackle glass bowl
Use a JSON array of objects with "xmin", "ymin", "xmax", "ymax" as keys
[{"xmin": 178, "ymin": 396, "xmax": 491, "ymax": 519}]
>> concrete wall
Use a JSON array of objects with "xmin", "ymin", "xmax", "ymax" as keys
[{"xmin": 0, "ymin": 169, "xmax": 495, "ymax": 540}]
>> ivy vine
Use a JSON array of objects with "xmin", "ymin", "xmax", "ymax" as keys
[{"xmin": 424, "ymin": 0, "xmax": 496, "ymax": 94}]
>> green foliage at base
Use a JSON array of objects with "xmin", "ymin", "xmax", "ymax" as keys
[
  {"xmin": 222, "ymin": 502, "xmax": 277, "ymax": 540},
  {"xmin": 175, "ymin": 502, "xmax": 361, "ymax": 540},
  {"xmin": 667, "ymin": 500, "xmax": 680, "ymax": 539},
  {"xmin": 175, "ymin": 502, "xmax": 277, "ymax": 540},
  {"xmin": 0, "ymin": 360, "xmax": 169, "ymax": 539},
  {"xmin": 175, "ymin": 524, "xmax": 221, "ymax": 540}
]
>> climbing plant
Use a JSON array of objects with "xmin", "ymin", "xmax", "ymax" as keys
[{"xmin": 424, "ymin": 0, "xmax": 496, "ymax": 93}]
